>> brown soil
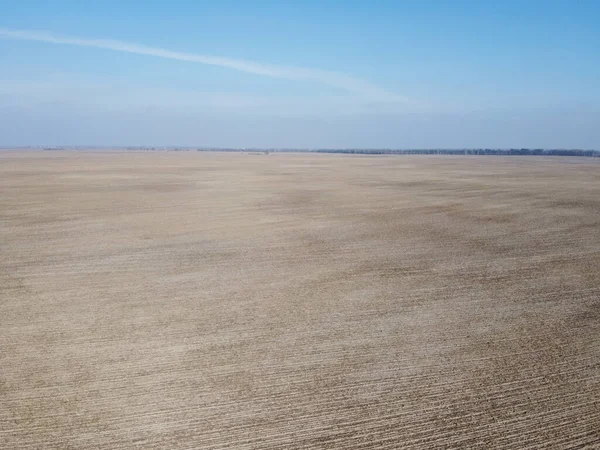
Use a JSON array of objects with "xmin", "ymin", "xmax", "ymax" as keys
[{"xmin": 1, "ymin": 151, "xmax": 599, "ymax": 448}]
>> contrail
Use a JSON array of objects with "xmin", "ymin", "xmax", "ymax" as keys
[{"xmin": 0, "ymin": 28, "xmax": 409, "ymax": 103}]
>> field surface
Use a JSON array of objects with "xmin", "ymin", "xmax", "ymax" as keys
[{"xmin": 1, "ymin": 151, "xmax": 599, "ymax": 449}]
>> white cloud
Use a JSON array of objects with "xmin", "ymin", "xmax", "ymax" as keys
[{"xmin": 0, "ymin": 28, "xmax": 411, "ymax": 104}]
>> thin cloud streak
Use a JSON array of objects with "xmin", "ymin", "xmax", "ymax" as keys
[{"xmin": 0, "ymin": 28, "xmax": 409, "ymax": 103}]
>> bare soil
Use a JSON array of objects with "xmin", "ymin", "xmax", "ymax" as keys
[{"xmin": 1, "ymin": 151, "xmax": 599, "ymax": 448}]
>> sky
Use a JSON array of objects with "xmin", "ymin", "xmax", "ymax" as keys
[{"xmin": 1, "ymin": 0, "xmax": 599, "ymax": 148}]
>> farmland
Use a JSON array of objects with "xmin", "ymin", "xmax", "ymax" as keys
[{"xmin": 1, "ymin": 151, "xmax": 599, "ymax": 448}]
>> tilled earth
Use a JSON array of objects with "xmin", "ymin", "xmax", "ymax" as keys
[{"xmin": 1, "ymin": 151, "xmax": 599, "ymax": 449}]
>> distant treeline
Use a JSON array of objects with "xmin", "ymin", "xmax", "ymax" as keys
[
  {"xmin": 33, "ymin": 147, "xmax": 600, "ymax": 157},
  {"xmin": 196, "ymin": 148, "xmax": 600, "ymax": 157},
  {"xmin": 312, "ymin": 149, "xmax": 600, "ymax": 157}
]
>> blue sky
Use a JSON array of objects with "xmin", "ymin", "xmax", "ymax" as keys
[{"xmin": 1, "ymin": 0, "xmax": 599, "ymax": 148}]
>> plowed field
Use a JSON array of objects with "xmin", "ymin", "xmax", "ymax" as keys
[{"xmin": 1, "ymin": 151, "xmax": 599, "ymax": 448}]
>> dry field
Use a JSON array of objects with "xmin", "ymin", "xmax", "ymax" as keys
[{"xmin": 1, "ymin": 151, "xmax": 599, "ymax": 449}]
